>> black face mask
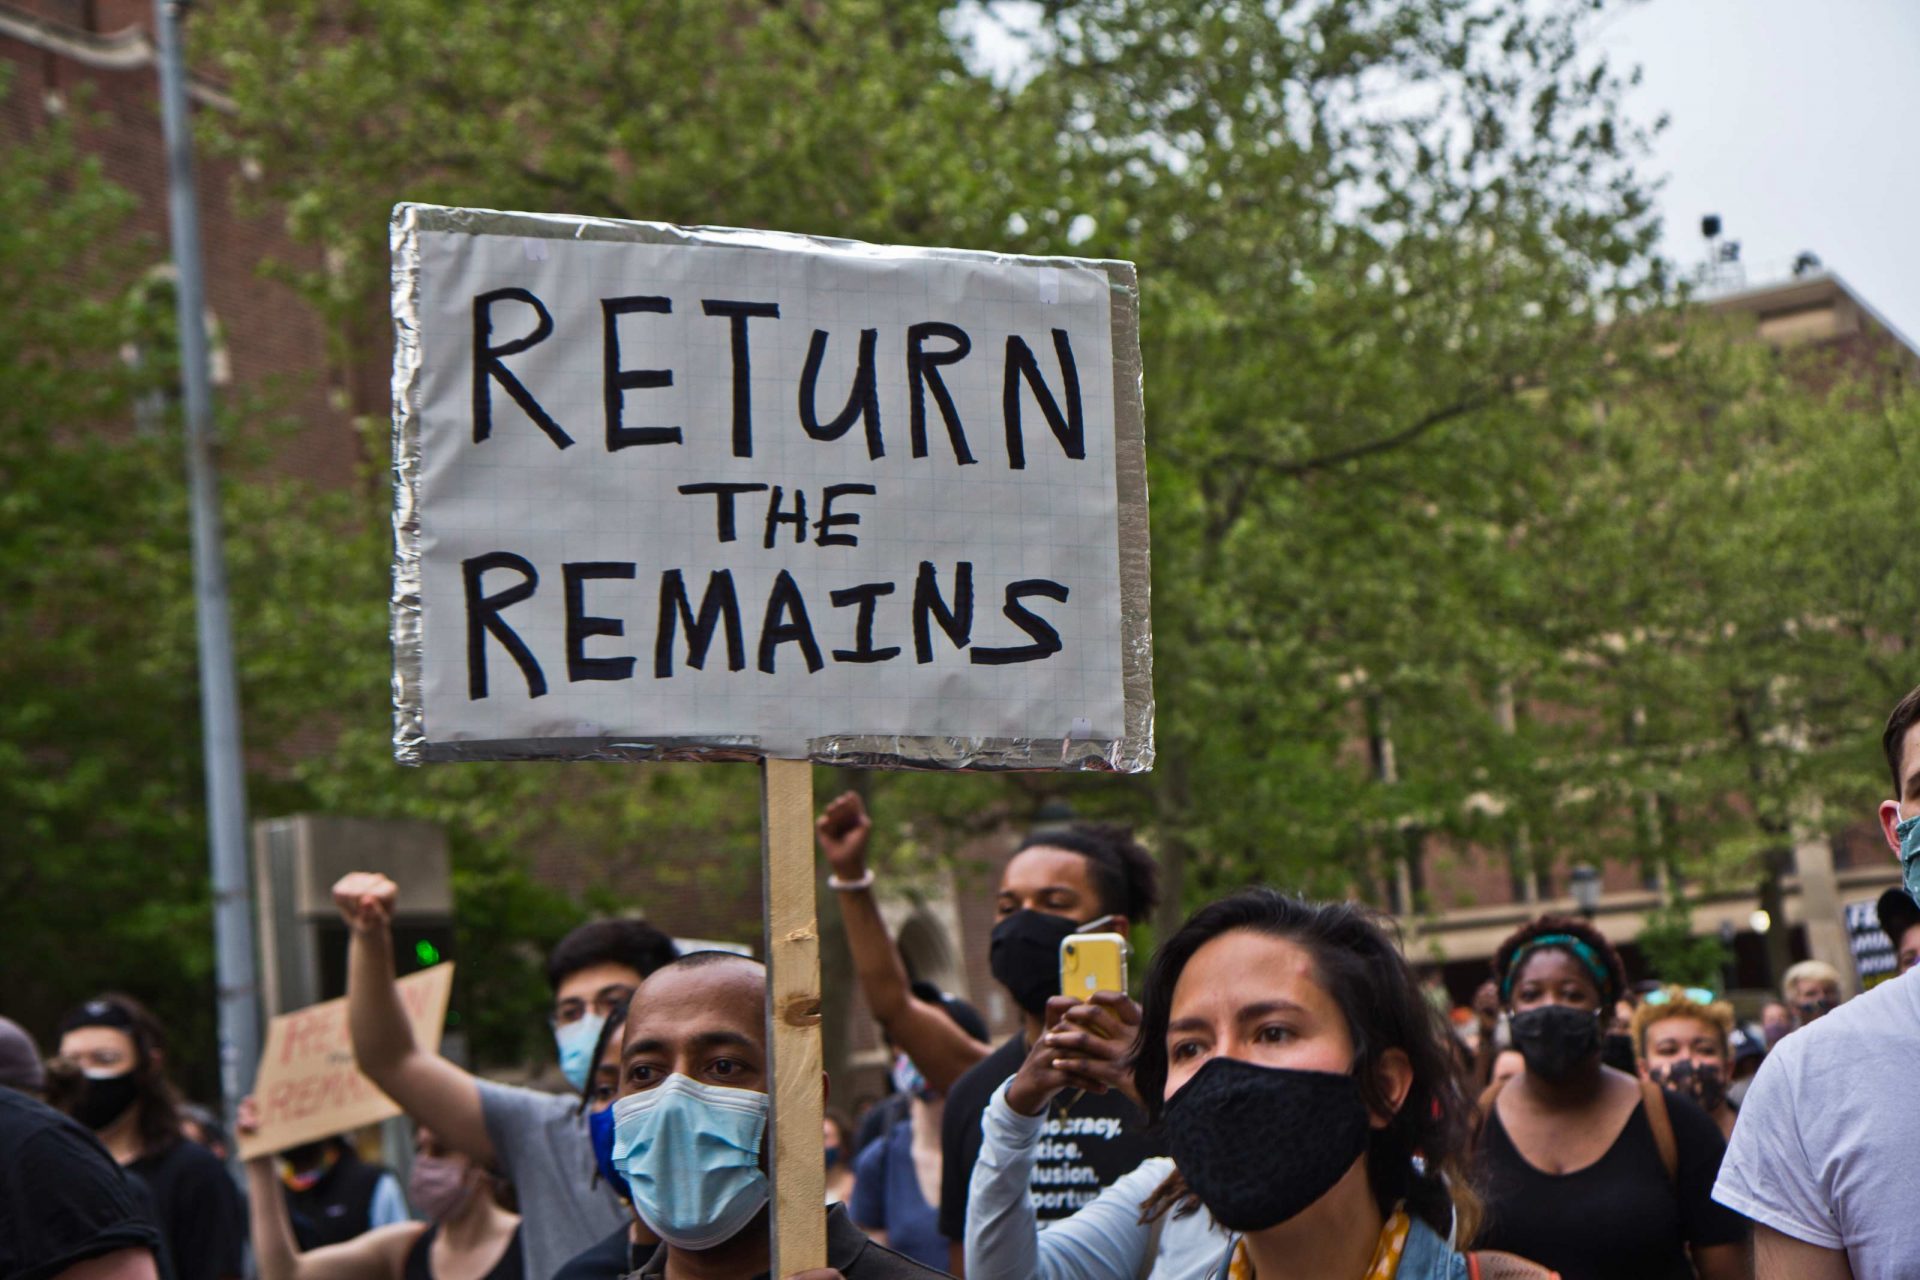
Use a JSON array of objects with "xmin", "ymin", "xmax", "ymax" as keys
[
  {"xmin": 1601, "ymin": 1032, "xmax": 1638, "ymax": 1074},
  {"xmin": 73, "ymin": 1071, "xmax": 139, "ymax": 1132},
  {"xmin": 1650, "ymin": 1059, "xmax": 1727, "ymax": 1112},
  {"xmin": 1509, "ymin": 1005, "xmax": 1601, "ymax": 1082},
  {"xmin": 989, "ymin": 910, "xmax": 1108, "ymax": 1018},
  {"xmin": 1163, "ymin": 1057, "xmax": 1373, "ymax": 1233}
]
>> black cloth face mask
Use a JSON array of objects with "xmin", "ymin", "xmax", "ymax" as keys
[
  {"xmin": 1508, "ymin": 1005, "xmax": 1602, "ymax": 1082},
  {"xmin": 1601, "ymin": 1032, "xmax": 1638, "ymax": 1074},
  {"xmin": 1162, "ymin": 1057, "xmax": 1373, "ymax": 1233},
  {"xmin": 73, "ymin": 1071, "xmax": 139, "ymax": 1132},
  {"xmin": 989, "ymin": 910, "xmax": 1110, "ymax": 1018}
]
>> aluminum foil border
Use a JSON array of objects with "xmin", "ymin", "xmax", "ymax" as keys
[{"xmin": 390, "ymin": 202, "xmax": 1153, "ymax": 772}]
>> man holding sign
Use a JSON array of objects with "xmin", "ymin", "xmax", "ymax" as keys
[{"xmin": 331, "ymin": 873, "xmax": 675, "ymax": 1280}]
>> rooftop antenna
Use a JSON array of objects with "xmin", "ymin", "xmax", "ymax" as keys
[{"xmin": 1700, "ymin": 214, "xmax": 1744, "ymax": 291}]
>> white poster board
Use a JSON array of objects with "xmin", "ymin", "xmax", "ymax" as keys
[{"xmin": 391, "ymin": 205, "xmax": 1151, "ymax": 769}]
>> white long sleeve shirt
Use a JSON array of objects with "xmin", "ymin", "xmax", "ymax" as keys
[{"xmin": 965, "ymin": 1078, "xmax": 1232, "ymax": 1280}]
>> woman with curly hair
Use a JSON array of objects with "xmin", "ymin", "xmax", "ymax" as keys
[
  {"xmin": 965, "ymin": 888, "xmax": 1556, "ymax": 1279},
  {"xmin": 1473, "ymin": 915, "xmax": 1748, "ymax": 1280}
]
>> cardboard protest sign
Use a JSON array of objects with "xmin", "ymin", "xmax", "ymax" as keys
[
  {"xmin": 391, "ymin": 205, "xmax": 1152, "ymax": 770},
  {"xmin": 237, "ymin": 963, "xmax": 454, "ymax": 1159}
]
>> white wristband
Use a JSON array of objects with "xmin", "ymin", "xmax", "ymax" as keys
[{"xmin": 827, "ymin": 869, "xmax": 875, "ymax": 892}]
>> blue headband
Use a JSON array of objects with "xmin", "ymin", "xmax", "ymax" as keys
[{"xmin": 1501, "ymin": 933, "xmax": 1613, "ymax": 1003}]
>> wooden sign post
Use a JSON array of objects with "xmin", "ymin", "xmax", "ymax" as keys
[
  {"xmin": 389, "ymin": 203, "xmax": 1153, "ymax": 1273},
  {"xmin": 762, "ymin": 758, "xmax": 825, "ymax": 1271}
]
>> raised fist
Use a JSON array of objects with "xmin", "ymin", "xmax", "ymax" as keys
[
  {"xmin": 815, "ymin": 792, "xmax": 873, "ymax": 880},
  {"xmin": 331, "ymin": 871, "xmax": 398, "ymax": 935}
]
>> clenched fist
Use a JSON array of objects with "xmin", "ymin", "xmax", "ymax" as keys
[
  {"xmin": 815, "ymin": 792, "xmax": 873, "ymax": 881},
  {"xmin": 332, "ymin": 872, "xmax": 398, "ymax": 935}
]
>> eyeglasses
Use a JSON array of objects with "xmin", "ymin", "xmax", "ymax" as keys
[{"xmin": 1643, "ymin": 986, "xmax": 1716, "ymax": 1006}]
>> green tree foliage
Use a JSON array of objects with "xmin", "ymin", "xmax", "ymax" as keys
[{"xmin": 12, "ymin": 1, "xmax": 1915, "ymax": 1092}]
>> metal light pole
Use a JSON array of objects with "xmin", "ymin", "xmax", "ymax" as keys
[{"xmin": 154, "ymin": 0, "xmax": 260, "ymax": 1130}]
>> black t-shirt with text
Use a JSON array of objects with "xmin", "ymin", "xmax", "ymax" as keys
[
  {"xmin": 0, "ymin": 1089, "xmax": 165, "ymax": 1280},
  {"xmin": 938, "ymin": 1033, "xmax": 1162, "ymax": 1241},
  {"xmin": 1475, "ymin": 1088, "xmax": 1749, "ymax": 1280}
]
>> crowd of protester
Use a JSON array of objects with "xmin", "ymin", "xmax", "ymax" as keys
[{"xmin": 7, "ymin": 684, "xmax": 1920, "ymax": 1279}]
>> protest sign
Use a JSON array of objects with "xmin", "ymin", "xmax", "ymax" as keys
[
  {"xmin": 389, "ymin": 204, "xmax": 1154, "ymax": 1271},
  {"xmin": 390, "ymin": 204, "xmax": 1151, "ymax": 771},
  {"xmin": 236, "ymin": 963, "xmax": 454, "ymax": 1160},
  {"xmin": 1845, "ymin": 896, "xmax": 1900, "ymax": 990}
]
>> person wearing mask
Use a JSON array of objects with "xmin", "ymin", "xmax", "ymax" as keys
[
  {"xmin": 555, "ymin": 999, "xmax": 663, "ymax": 1280},
  {"xmin": 853, "ymin": 987, "xmax": 990, "ymax": 1160},
  {"xmin": 1720, "ymin": 1028, "xmax": 1764, "ymax": 1113},
  {"xmin": 330, "ymin": 872, "xmax": 676, "ymax": 1280},
  {"xmin": 1713, "ymin": 684, "xmax": 1920, "ymax": 1277},
  {"xmin": 55, "ymin": 995, "xmax": 245, "ymax": 1280},
  {"xmin": 1874, "ymin": 885, "xmax": 1920, "ymax": 976},
  {"xmin": 1779, "ymin": 961, "xmax": 1844, "ymax": 1029},
  {"xmin": 1630, "ymin": 987, "xmax": 1737, "ymax": 1140},
  {"xmin": 275, "ymin": 1136, "xmax": 408, "ymax": 1249},
  {"xmin": 603, "ymin": 950, "xmax": 947, "ymax": 1279},
  {"xmin": 1472, "ymin": 917, "xmax": 1748, "ymax": 1280},
  {"xmin": 238, "ymin": 1101, "xmax": 523, "ymax": 1280},
  {"xmin": 934, "ymin": 819, "xmax": 1164, "ymax": 1272},
  {"xmin": 1755, "ymin": 1001, "xmax": 1792, "ymax": 1050},
  {"xmin": 825, "ymin": 1109, "xmax": 859, "ymax": 1206},
  {"xmin": 968, "ymin": 889, "xmax": 1558, "ymax": 1279},
  {"xmin": 1, "ymin": 1015, "xmax": 165, "ymax": 1280},
  {"xmin": 851, "ymin": 1000, "xmax": 989, "ymax": 1270}
]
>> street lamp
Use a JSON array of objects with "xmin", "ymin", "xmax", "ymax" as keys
[{"xmin": 1570, "ymin": 863, "xmax": 1602, "ymax": 919}]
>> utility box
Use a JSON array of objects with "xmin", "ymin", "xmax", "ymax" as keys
[{"xmin": 252, "ymin": 815, "xmax": 455, "ymax": 1015}]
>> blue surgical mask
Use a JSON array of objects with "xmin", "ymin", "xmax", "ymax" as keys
[
  {"xmin": 588, "ymin": 1104, "xmax": 625, "ymax": 1198},
  {"xmin": 1896, "ymin": 812, "xmax": 1920, "ymax": 907},
  {"xmin": 612, "ymin": 1074, "xmax": 769, "ymax": 1251},
  {"xmin": 555, "ymin": 1013, "xmax": 606, "ymax": 1092}
]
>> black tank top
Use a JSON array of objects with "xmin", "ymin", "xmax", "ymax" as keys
[{"xmin": 401, "ymin": 1223, "xmax": 525, "ymax": 1280}]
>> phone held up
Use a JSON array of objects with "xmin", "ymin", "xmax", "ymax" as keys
[{"xmin": 1060, "ymin": 929, "xmax": 1130, "ymax": 1005}]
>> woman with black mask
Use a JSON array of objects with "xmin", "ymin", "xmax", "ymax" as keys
[
  {"xmin": 967, "ymin": 889, "xmax": 1556, "ymax": 1279},
  {"xmin": 56, "ymin": 994, "xmax": 245, "ymax": 1280},
  {"xmin": 1473, "ymin": 916, "xmax": 1749, "ymax": 1280}
]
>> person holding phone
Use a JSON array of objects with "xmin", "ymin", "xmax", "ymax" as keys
[
  {"xmin": 966, "ymin": 889, "xmax": 1559, "ymax": 1279},
  {"xmin": 817, "ymin": 795, "xmax": 1166, "ymax": 1275}
]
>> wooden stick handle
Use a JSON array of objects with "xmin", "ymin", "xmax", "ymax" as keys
[{"xmin": 761, "ymin": 756, "xmax": 826, "ymax": 1274}]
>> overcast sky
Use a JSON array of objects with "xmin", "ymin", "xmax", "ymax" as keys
[
  {"xmin": 961, "ymin": 2, "xmax": 1918, "ymax": 343},
  {"xmin": 1591, "ymin": 0, "xmax": 1917, "ymax": 340}
]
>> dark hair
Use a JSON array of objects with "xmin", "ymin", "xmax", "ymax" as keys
[
  {"xmin": 1885, "ymin": 686, "xmax": 1920, "ymax": 797},
  {"xmin": 55, "ymin": 993, "xmax": 185, "ymax": 1156},
  {"xmin": 1130, "ymin": 890, "xmax": 1479, "ymax": 1241},
  {"xmin": 546, "ymin": 918, "xmax": 680, "ymax": 992},
  {"xmin": 1017, "ymin": 822, "xmax": 1160, "ymax": 922},
  {"xmin": 575, "ymin": 997, "xmax": 632, "ymax": 1117},
  {"xmin": 824, "ymin": 1106, "xmax": 855, "ymax": 1152},
  {"xmin": 1491, "ymin": 914, "xmax": 1627, "ymax": 1010}
]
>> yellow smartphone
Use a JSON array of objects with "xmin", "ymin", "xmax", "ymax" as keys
[{"xmin": 1060, "ymin": 931, "xmax": 1130, "ymax": 1003}]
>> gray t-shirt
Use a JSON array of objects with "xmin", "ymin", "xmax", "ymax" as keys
[
  {"xmin": 478, "ymin": 1078, "xmax": 629, "ymax": 1280},
  {"xmin": 1714, "ymin": 966, "xmax": 1920, "ymax": 1275}
]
